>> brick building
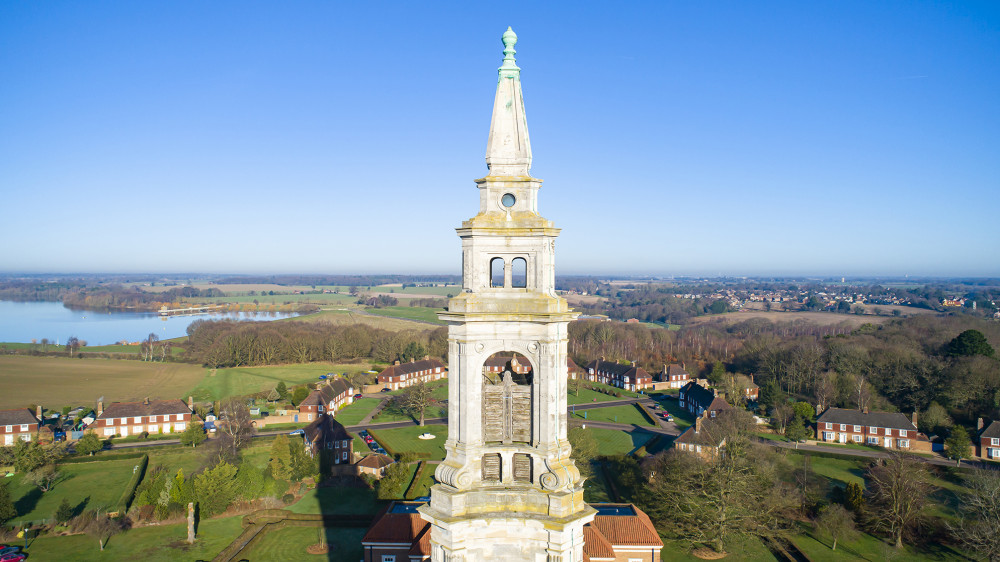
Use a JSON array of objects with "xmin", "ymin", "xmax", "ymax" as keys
[
  {"xmin": 815, "ymin": 407, "xmax": 931, "ymax": 452},
  {"xmin": 678, "ymin": 381, "xmax": 732, "ymax": 418},
  {"xmin": 299, "ymin": 377, "xmax": 354, "ymax": 421},
  {"xmin": 584, "ymin": 358, "xmax": 654, "ymax": 392},
  {"xmin": 93, "ymin": 398, "xmax": 196, "ymax": 437},
  {"xmin": 377, "ymin": 357, "xmax": 447, "ymax": 391},
  {"xmin": 0, "ymin": 408, "xmax": 40, "ymax": 446}
]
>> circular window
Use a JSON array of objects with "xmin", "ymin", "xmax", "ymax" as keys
[{"xmin": 501, "ymin": 193, "xmax": 516, "ymax": 208}]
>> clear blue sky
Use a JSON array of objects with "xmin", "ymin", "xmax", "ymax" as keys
[{"xmin": 2, "ymin": 2, "xmax": 997, "ymax": 277}]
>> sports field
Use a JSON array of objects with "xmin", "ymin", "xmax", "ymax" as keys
[
  {"xmin": 287, "ymin": 309, "xmax": 433, "ymax": 331},
  {"xmin": 0, "ymin": 356, "xmax": 207, "ymax": 410}
]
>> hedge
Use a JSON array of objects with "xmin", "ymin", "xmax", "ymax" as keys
[{"xmin": 115, "ymin": 453, "xmax": 149, "ymax": 513}]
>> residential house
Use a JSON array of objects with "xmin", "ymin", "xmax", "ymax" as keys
[
  {"xmin": 815, "ymin": 407, "xmax": 931, "ymax": 452},
  {"xmin": 736, "ymin": 374, "xmax": 759, "ymax": 401},
  {"xmin": 566, "ymin": 357, "xmax": 584, "ymax": 380},
  {"xmin": 483, "ymin": 354, "xmax": 533, "ymax": 384},
  {"xmin": 93, "ymin": 397, "xmax": 196, "ymax": 437},
  {"xmin": 377, "ymin": 357, "xmax": 447, "ymax": 391},
  {"xmin": 977, "ymin": 419, "xmax": 1000, "ymax": 461},
  {"xmin": 356, "ymin": 453, "xmax": 395, "ymax": 478},
  {"xmin": 655, "ymin": 363, "xmax": 690, "ymax": 389},
  {"xmin": 299, "ymin": 377, "xmax": 355, "ymax": 421},
  {"xmin": 584, "ymin": 358, "xmax": 654, "ymax": 392},
  {"xmin": 677, "ymin": 381, "xmax": 732, "ymax": 418},
  {"xmin": 674, "ymin": 412, "xmax": 726, "ymax": 458},
  {"xmin": 361, "ymin": 501, "xmax": 662, "ymax": 562},
  {"xmin": 0, "ymin": 407, "xmax": 40, "ymax": 446},
  {"xmin": 302, "ymin": 413, "xmax": 353, "ymax": 465}
]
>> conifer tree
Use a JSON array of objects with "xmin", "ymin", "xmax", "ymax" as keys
[{"xmin": 269, "ymin": 434, "xmax": 294, "ymax": 481}]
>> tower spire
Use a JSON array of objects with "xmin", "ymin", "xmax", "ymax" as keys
[{"xmin": 486, "ymin": 26, "xmax": 532, "ymax": 177}]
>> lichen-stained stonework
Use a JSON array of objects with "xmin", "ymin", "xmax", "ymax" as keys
[{"xmin": 418, "ymin": 28, "xmax": 595, "ymax": 561}]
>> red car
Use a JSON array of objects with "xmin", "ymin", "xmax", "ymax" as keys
[
  {"xmin": 0, "ymin": 552, "xmax": 26, "ymax": 562},
  {"xmin": 354, "ymin": 393, "xmax": 363, "ymax": 399}
]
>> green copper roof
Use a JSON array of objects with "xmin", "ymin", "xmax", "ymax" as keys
[{"xmin": 499, "ymin": 26, "xmax": 519, "ymax": 77}]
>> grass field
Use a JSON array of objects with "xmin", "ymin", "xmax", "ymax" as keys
[
  {"xmin": 0, "ymin": 356, "xmax": 207, "ymax": 410},
  {"xmin": 365, "ymin": 306, "xmax": 447, "ymax": 325},
  {"xmin": 186, "ymin": 362, "xmax": 363, "ymax": 402},
  {"xmin": 287, "ymin": 486, "xmax": 381, "ymax": 516},
  {"xmin": 239, "ymin": 524, "xmax": 367, "ymax": 561},
  {"xmin": 368, "ymin": 425, "xmax": 448, "ymax": 460},
  {"xmin": 688, "ymin": 310, "xmax": 896, "ymax": 327},
  {"xmin": 21, "ymin": 514, "xmax": 243, "ymax": 561},
  {"xmin": 288, "ymin": 309, "xmax": 433, "ymax": 331},
  {"xmin": 581, "ymin": 427, "xmax": 655, "ymax": 456},
  {"xmin": 571, "ymin": 404, "xmax": 656, "ymax": 427},
  {"xmin": 567, "ymin": 386, "xmax": 625, "ymax": 405},
  {"xmin": 335, "ymin": 397, "xmax": 383, "ymax": 426},
  {"xmin": 405, "ymin": 463, "xmax": 438, "ymax": 499},
  {"xmin": 9, "ymin": 456, "xmax": 143, "ymax": 523}
]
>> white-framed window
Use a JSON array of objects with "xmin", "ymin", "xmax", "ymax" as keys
[
  {"xmin": 885, "ymin": 427, "xmax": 891, "ymax": 435},
  {"xmin": 176, "ymin": 414, "xmax": 183, "ymax": 421},
  {"xmin": 696, "ymin": 445, "xmax": 702, "ymax": 453},
  {"xmin": 19, "ymin": 424, "xmax": 28, "ymax": 432},
  {"xmin": 382, "ymin": 555, "xmax": 396, "ymax": 562},
  {"xmin": 853, "ymin": 435, "xmax": 862, "ymax": 442},
  {"xmin": 134, "ymin": 417, "xmax": 141, "ymax": 424},
  {"xmin": 825, "ymin": 423, "xmax": 832, "ymax": 429},
  {"xmin": 993, "ymin": 438, "xmax": 998, "ymax": 446},
  {"xmin": 899, "ymin": 439, "xmax": 910, "ymax": 448},
  {"xmin": 868, "ymin": 436, "xmax": 878, "ymax": 444},
  {"xmin": 342, "ymin": 451, "xmax": 348, "ymax": 461},
  {"xmin": 133, "ymin": 426, "xmax": 142, "ymax": 434},
  {"xmin": 150, "ymin": 415, "xmax": 157, "ymax": 422},
  {"xmin": 3, "ymin": 425, "xmax": 10, "ymax": 432},
  {"xmin": 307, "ymin": 414, "xmax": 314, "ymax": 421},
  {"xmin": 869, "ymin": 426, "xmax": 877, "ymax": 434},
  {"xmin": 18, "ymin": 434, "xmax": 30, "ymax": 442},
  {"xmin": 854, "ymin": 425, "xmax": 861, "ymax": 432},
  {"xmin": 840, "ymin": 424, "xmax": 846, "ymax": 431},
  {"xmin": 104, "ymin": 428, "xmax": 115, "ymax": 436},
  {"xmin": 342, "ymin": 439, "xmax": 348, "ymax": 448},
  {"xmin": 174, "ymin": 423, "xmax": 185, "ymax": 431},
  {"xmin": 900, "ymin": 430, "xmax": 907, "ymax": 438}
]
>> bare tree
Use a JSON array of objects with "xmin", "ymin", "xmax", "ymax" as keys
[
  {"xmin": 72, "ymin": 509, "xmax": 128, "ymax": 551},
  {"xmin": 813, "ymin": 371, "xmax": 837, "ymax": 411},
  {"xmin": 216, "ymin": 397, "xmax": 254, "ymax": 460},
  {"xmin": 772, "ymin": 403, "xmax": 793, "ymax": 435},
  {"xmin": 865, "ymin": 453, "xmax": 931, "ymax": 549},
  {"xmin": 815, "ymin": 504, "xmax": 858, "ymax": 551},
  {"xmin": 949, "ymin": 470, "xmax": 1000, "ymax": 562},
  {"xmin": 397, "ymin": 382, "xmax": 436, "ymax": 426}
]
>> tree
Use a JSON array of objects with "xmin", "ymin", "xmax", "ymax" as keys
[
  {"xmin": 397, "ymin": 382, "xmax": 435, "ymax": 426},
  {"xmin": 708, "ymin": 361, "xmax": 726, "ymax": 385},
  {"xmin": 269, "ymin": 434, "xmax": 294, "ymax": 481},
  {"xmin": 179, "ymin": 422, "xmax": 207, "ymax": 448},
  {"xmin": 949, "ymin": 470, "xmax": 1000, "ymax": 562},
  {"xmin": 919, "ymin": 402, "xmax": 953, "ymax": 435},
  {"xmin": 55, "ymin": 497, "xmax": 74, "ymax": 524},
  {"xmin": 0, "ymin": 481, "xmax": 15, "ymax": 526},
  {"xmin": 291, "ymin": 386, "xmax": 310, "ymax": 406},
  {"xmin": 27, "ymin": 464, "xmax": 61, "ymax": 492},
  {"xmin": 792, "ymin": 401, "xmax": 815, "ymax": 423},
  {"xmin": 845, "ymin": 481, "xmax": 865, "ymax": 513},
  {"xmin": 772, "ymin": 402, "xmax": 793, "ymax": 435},
  {"xmin": 376, "ymin": 461, "xmax": 408, "ymax": 499},
  {"xmin": 400, "ymin": 341, "xmax": 426, "ymax": 362},
  {"xmin": 946, "ymin": 329, "xmax": 995, "ymax": 358},
  {"xmin": 866, "ymin": 453, "xmax": 931, "ymax": 548},
  {"xmin": 65, "ymin": 336, "xmax": 80, "ymax": 355},
  {"xmin": 786, "ymin": 416, "xmax": 811, "ymax": 445},
  {"xmin": 14, "ymin": 440, "xmax": 66, "ymax": 473},
  {"xmin": 75, "ymin": 431, "xmax": 103, "ymax": 456},
  {"xmin": 73, "ymin": 509, "xmax": 127, "ymax": 551},
  {"xmin": 216, "ymin": 398, "xmax": 254, "ymax": 461},
  {"xmin": 568, "ymin": 426, "xmax": 598, "ymax": 478},
  {"xmin": 815, "ymin": 504, "xmax": 858, "ymax": 551},
  {"xmin": 945, "ymin": 426, "xmax": 972, "ymax": 466},
  {"xmin": 193, "ymin": 461, "xmax": 238, "ymax": 517},
  {"xmin": 275, "ymin": 381, "xmax": 289, "ymax": 401}
]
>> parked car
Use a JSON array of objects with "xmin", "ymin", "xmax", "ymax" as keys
[
  {"xmin": 318, "ymin": 375, "xmax": 328, "ymax": 380},
  {"xmin": 664, "ymin": 414, "xmax": 674, "ymax": 422},
  {"xmin": 381, "ymin": 388, "xmax": 391, "ymax": 392},
  {"xmin": 288, "ymin": 429, "xmax": 305, "ymax": 436},
  {"xmin": 0, "ymin": 548, "xmax": 20, "ymax": 557},
  {"xmin": 0, "ymin": 552, "xmax": 26, "ymax": 562},
  {"xmin": 354, "ymin": 393, "xmax": 363, "ymax": 399}
]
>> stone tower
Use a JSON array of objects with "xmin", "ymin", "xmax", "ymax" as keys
[{"xmin": 419, "ymin": 27, "xmax": 595, "ymax": 561}]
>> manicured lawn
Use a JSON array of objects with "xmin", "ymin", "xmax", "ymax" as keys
[
  {"xmin": 9, "ymin": 456, "xmax": 142, "ymax": 523},
  {"xmin": 0, "ymin": 355, "xmax": 207, "ymax": 410},
  {"xmin": 405, "ymin": 463, "xmax": 438, "ymax": 499},
  {"xmin": 580, "ymin": 427, "xmax": 654, "ymax": 457},
  {"xmin": 240, "ymin": 524, "xmax": 366, "ymax": 561},
  {"xmin": 567, "ymin": 386, "xmax": 623, "ymax": 405},
  {"xmin": 368, "ymin": 425, "xmax": 448, "ymax": 460},
  {"xmin": 658, "ymin": 536, "xmax": 778, "ymax": 561},
  {"xmin": 571, "ymin": 404, "xmax": 656, "ymax": 427},
  {"xmin": 657, "ymin": 399, "xmax": 694, "ymax": 430},
  {"xmin": 793, "ymin": 529, "xmax": 969, "ymax": 561},
  {"xmin": 22, "ymin": 513, "xmax": 243, "ymax": 561},
  {"xmin": 287, "ymin": 486, "xmax": 381, "ymax": 516},
  {"xmin": 187, "ymin": 363, "xmax": 363, "ymax": 402},
  {"xmin": 366, "ymin": 306, "xmax": 447, "ymax": 325},
  {"xmin": 336, "ymin": 397, "xmax": 383, "ymax": 426}
]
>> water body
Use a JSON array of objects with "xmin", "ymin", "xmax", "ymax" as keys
[{"xmin": 0, "ymin": 300, "xmax": 298, "ymax": 346}]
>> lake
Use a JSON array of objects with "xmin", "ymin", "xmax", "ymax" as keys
[{"xmin": 0, "ymin": 300, "xmax": 298, "ymax": 346}]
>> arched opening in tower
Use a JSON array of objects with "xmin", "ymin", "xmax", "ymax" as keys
[{"xmin": 482, "ymin": 352, "xmax": 533, "ymax": 445}]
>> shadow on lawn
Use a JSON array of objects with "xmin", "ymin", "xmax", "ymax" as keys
[{"xmin": 14, "ymin": 487, "xmax": 41, "ymax": 520}]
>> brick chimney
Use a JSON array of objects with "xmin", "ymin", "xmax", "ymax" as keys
[
  {"xmin": 188, "ymin": 396, "xmax": 194, "ymax": 410},
  {"xmin": 36, "ymin": 405, "xmax": 42, "ymax": 420},
  {"xmin": 144, "ymin": 397, "xmax": 150, "ymax": 405},
  {"xmin": 863, "ymin": 406, "xmax": 869, "ymax": 415},
  {"xmin": 816, "ymin": 404, "xmax": 824, "ymax": 417},
  {"xmin": 911, "ymin": 411, "xmax": 918, "ymax": 428},
  {"xmin": 98, "ymin": 401, "xmax": 104, "ymax": 416},
  {"xmin": 978, "ymin": 417, "xmax": 985, "ymax": 431},
  {"xmin": 423, "ymin": 355, "xmax": 429, "ymax": 361},
  {"xmin": 394, "ymin": 360, "xmax": 400, "ymax": 365},
  {"xmin": 695, "ymin": 414, "xmax": 702, "ymax": 434}
]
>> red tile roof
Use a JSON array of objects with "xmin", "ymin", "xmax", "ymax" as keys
[
  {"xmin": 362, "ymin": 503, "xmax": 429, "ymax": 544},
  {"xmin": 591, "ymin": 504, "xmax": 662, "ymax": 547},
  {"xmin": 356, "ymin": 453, "xmax": 394, "ymax": 469},
  {"xmin": 583, "ymin": 523, "xmax": 615, "ymax": 560}
]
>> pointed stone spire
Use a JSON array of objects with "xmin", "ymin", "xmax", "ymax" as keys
[{"xmin": 486, "ymin": 27, "xmax": 532, "ymax": 177}]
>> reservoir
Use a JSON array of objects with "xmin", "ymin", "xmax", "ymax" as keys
[{"xmin": 0, "ymin": 300, "xmax": 298, "ymax": 346}]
